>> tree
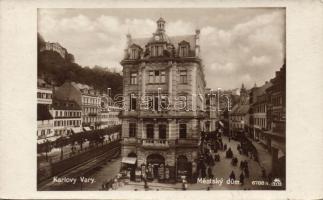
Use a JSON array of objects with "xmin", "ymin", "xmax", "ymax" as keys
[{"xmin": 55, "ymin": 136, "xmax": 68, "ymax": 160}]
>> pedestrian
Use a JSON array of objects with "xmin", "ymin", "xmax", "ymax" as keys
[
  {"xmin": 207, "ymin": 167, "xmax": 212, "ymax": 178},
  {"xmin": 244, "ymin": 166, "xmax": 249, "ymax": 178},
  {"xmin": 268, "ymin": 172, "xmax": 273, "ymax": 184},
  {"xmin": 239, "ymin": 172, "xmax": 245, "ymax": 186},
  {"xmin": 261, "ymin": 167, "xmax": 266, "ymax": 179},
  {"xmin": 240, "ymin": 160, "xmax": 244, "ymax": 170},
  {"xmin": 229, "ymin": 170, "xmax": 236, "ymax": 181},
  {"xmin": 182, "ymin": 179, "xmax": 187, "ymax": 190},
  {"xmin": 144, "ymin": 177, "xmax": 149, "ymax": 190}
]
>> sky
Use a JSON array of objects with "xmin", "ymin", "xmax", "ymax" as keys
[{"xmin": 38, "ymin": 8, "xmax": 285, "ymax": 90}]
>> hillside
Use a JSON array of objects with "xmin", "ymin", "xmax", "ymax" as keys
[{"xmin": 37, "ymin": 33, "xmax": 123, "ymax": 96}]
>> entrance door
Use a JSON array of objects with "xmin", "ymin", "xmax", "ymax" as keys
[
  {"xmin": 147, "ymin": 154, "xmax": 165, "ymax": 180},
  {"xmin": 153, "ymin": 164, "xmax": 159, "ymax": 178}
]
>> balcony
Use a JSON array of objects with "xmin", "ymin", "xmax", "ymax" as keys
[
  {"xmin": 142, "ymin": 139, "xmax": 169, "ymax": 150},
  {"xmin": 175, "ymin": 138, "xmax": 199, "ymax": 148},
  {"xmin": 122, "ymin": 137, "xmax": 139, "ymax": 146},
  {"xmin": 122, "ymin": 110, "xmax": 207, "ymax": 119},
  {"xmin": 88, "ymin": 112, "xmax": 98, "ymax": 117}
]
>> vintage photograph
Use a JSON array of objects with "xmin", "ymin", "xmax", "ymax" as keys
[{"xmin": 37, "ymin": 8, "xmax": 286, "ymax": 191}]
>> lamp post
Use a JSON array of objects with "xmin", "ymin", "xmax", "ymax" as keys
[{"xmin": 158, "ymin": 88, "xmax": 161, "ymax": 111}]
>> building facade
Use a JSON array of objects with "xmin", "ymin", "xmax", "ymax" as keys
[
  {"xmin": 264, "ymin": 63, "xmax": 286, "ymax": 180},
  {"xmin": 37, "ymin": 78, "xmax": 54, "ymax": 141},
  {"xmin": 229, "ymin": 84, "xmax": 250, "ymax": 138},
  {"xmin": 50, "ymin": 99, "xmax": 82, "ymax": 137},
  {"xmin": 249, "ymin": 82, "xmax": 272, "ymax": 142},
  {"xmin": 204, "ymin": 88, "xmax": 218, "ymax": 133},
  {"xmin": 120, "ymin": 18, "xmax": 206, "ymax": 181},
  {"xmin": 54, "ymin": 82, "xmax": 101, "ymax": 130}
]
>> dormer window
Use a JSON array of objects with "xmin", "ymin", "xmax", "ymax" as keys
[
  {"xmin": 130, "ymin": 48, "xmax": 138, "ymax": 59},
  {"xmin": 150, "ymin": 45, "xmax": 163, "ymax": 57},
  {"xmin": 129, "ymin": 44, "xmax": 142, "ymax": 60},
  {"xmin": 178, "ymin": 41, "xmax": 190, "ymax": 57}
]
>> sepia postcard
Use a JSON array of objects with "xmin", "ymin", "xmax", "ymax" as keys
[
  {"xmin": 0, "ymin": 0, "xmax": 323, "ymax": 199},
  {"xmin": 36, "ymin": 7, "xmax": 286, "ymax": 191}
]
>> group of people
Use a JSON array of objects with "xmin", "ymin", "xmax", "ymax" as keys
[{"xmin": 194, "ymin": 131, "xmax": 227, "ymax": 180}]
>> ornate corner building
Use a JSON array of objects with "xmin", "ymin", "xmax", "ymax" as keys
[{"xmin": 120, "ymin": 18, "xmax": 207, "ymax": 181}]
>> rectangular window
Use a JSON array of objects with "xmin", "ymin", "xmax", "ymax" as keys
[
  {"xmin": 179, "ymin": 70, "xmax": 187, "ymax": 84},
  {"xmin": 131, "ymin": 49, "xmax": 137, "ymax": 59},
  {"xmin": 130, "ymin": 94, "xmax": 137, "ymax": 111},
  {"xmin": 129, "ymin": 123, "xmax": 136, "ymax": 137},
  {"xmin": 146, "ymin": 124, "xmax": 154, "ymax": 139},
  {"xmin": 160, "ymin": 95, "xmax": 168, "ymax": 110},
  {"xmin": 149, "ymin": 71, "xmax": 154, "ymax": 83},
  {"xmin": 154, "ymin": 70, "xmax": 160, "ymax": 83},
  {"xmin": 130, "ymin": 72, "xmax": 138, "ymax": 85},
  {"xmin": 154, "ymin": 96, "xmax": 159, "ymax": 111},
  {"xmin": 159, "ymin": 124, "xmax": 166, "ymax": 139},
  {"xmin": 160, "ymin": 71, "xmax": 166, "ymax": 83},
  {"xmin": 179, "ymin": 124, "xmax": 187, "ymax": 139}
]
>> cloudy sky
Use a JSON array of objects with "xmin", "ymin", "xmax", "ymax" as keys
[{"xmin": 38, "ymin": 8, "xmax": 285, "ymax": 90}]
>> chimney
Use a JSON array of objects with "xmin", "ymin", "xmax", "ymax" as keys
[{"xmin": 195, "ymin": 29, "xmax": 200, "ymax": 57}]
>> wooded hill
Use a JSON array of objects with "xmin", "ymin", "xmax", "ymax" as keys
[{"xmin": 37, "ymin": 33, "xmax": 123, "ymax": 96}]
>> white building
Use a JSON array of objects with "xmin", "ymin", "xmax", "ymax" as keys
[
  {"xmin": 37, "ymin": 79, "xmax": 55, "ymax": 144},
  {"xmin": 50, "ymin": 99, "xmax": 82, "ymax": 137}
]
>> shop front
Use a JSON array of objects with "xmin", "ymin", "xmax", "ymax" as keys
[
  {"xmin": 121, "ymin": 152, "xmax": 137, "ymax": 181},
  {"xmin": 176, "ymin": 155, "xmax": 192, "ymax": 182},
  {"xmin": 145, "ymin": 154, "xmax": 165, "ymax": 182}
]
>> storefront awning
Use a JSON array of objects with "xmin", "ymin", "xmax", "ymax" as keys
[
  {"xmin": 83, "ymin": 127, "xmax": 92, "ymax": 131},
  {"xmin": 71, "ymin": 127, "xmax": 83, "ymax": 134},
  {"xmin": 37, "ymin": 139, "xmax": 46, "ymax": 144},
  {"xmin": 46, "ymin": 136, "xmax": 59, "ymax": 142},
  {"xmin": 121, "ymin": 157, "xmax": 137, "ymax": 165}
]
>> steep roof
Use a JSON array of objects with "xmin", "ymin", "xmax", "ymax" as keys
[
  {"xmin": 52, "ymin": 98, "xmax": 81, "ymax": 110},
  {"xmin": 230, "ymin": 104, "xmax": 250, "ymax": 115},
  {"xmin": 132, "ymin": 34, "xmax": 196, "ymax": 50}
]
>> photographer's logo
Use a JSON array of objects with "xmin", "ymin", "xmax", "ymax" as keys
[{"xmin": 271, "ymin": 178, "xmax": 282, "ymax": 187}]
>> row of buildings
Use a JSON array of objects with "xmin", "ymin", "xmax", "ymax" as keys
[
  {"xmin": 228, "ymin": 63, "xmax": 286, "ymax": 179},
  {"xmin": 37, "ymin": 79, "xmax": 121, "ymax": 143}
]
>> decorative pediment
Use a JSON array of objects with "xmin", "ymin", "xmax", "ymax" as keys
[
  {"xmin": 178, "ymin": 40, "xmax": 190, "ymax": 46},
  {"xmin": 129, "ymin": 43, "xmax": 143, "ymax": 50}
]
